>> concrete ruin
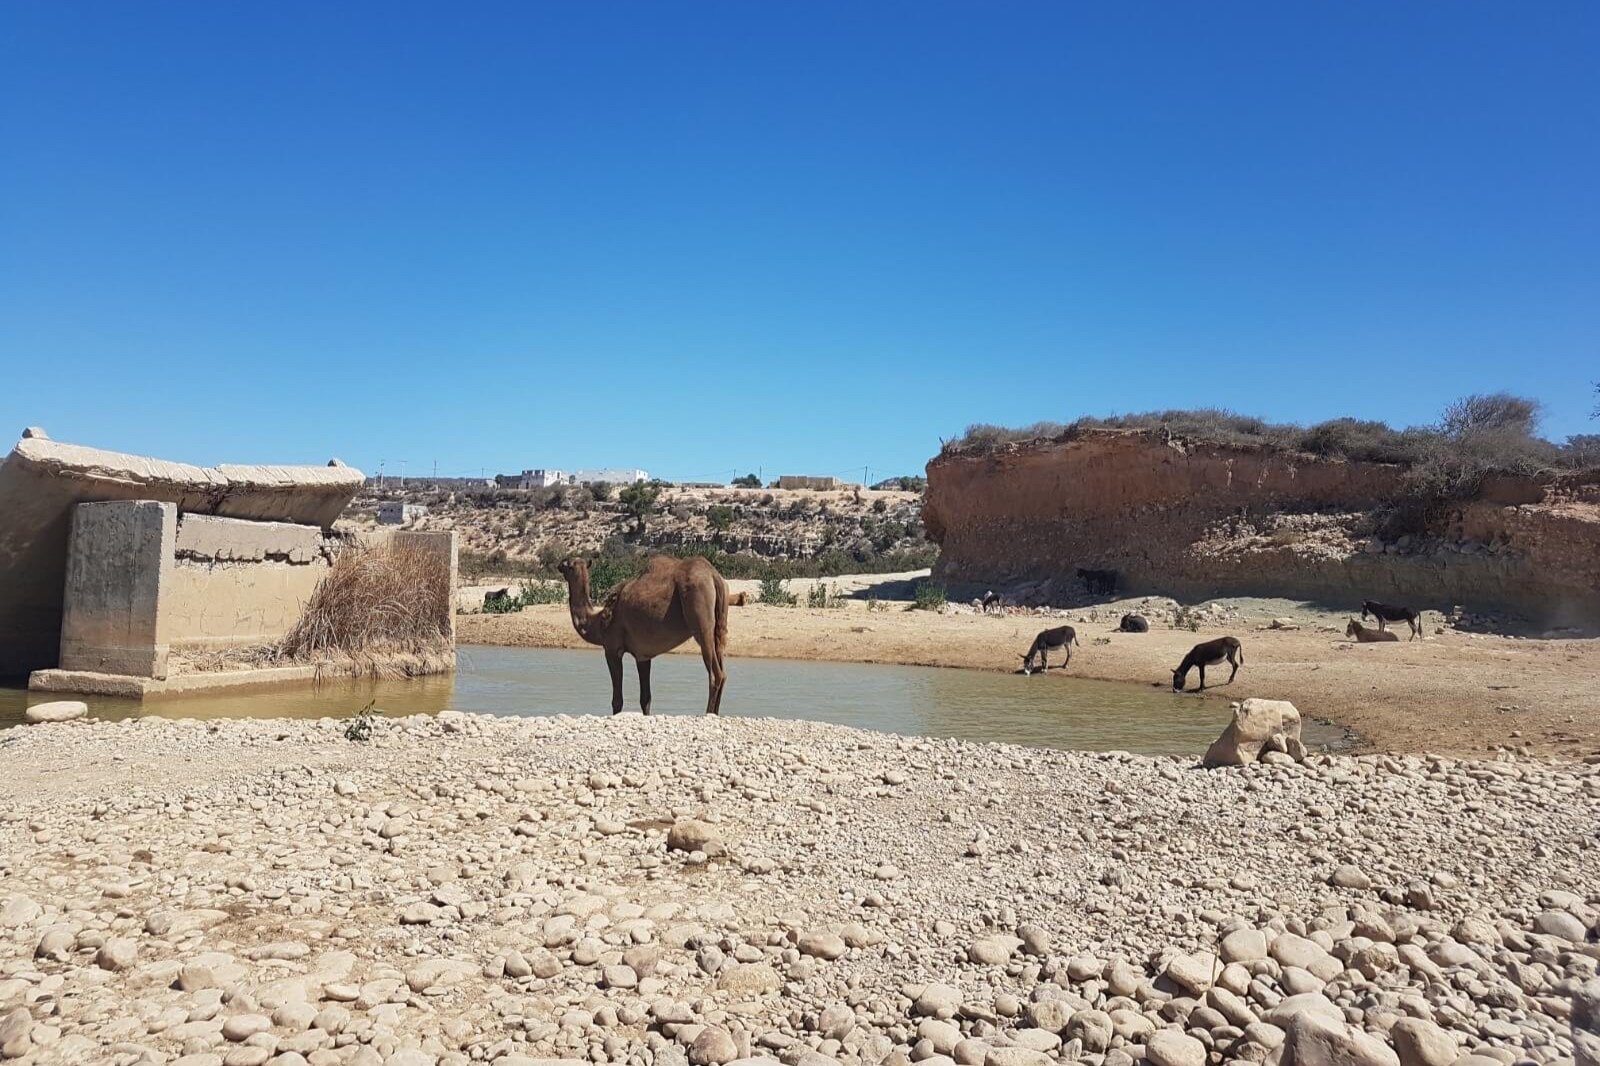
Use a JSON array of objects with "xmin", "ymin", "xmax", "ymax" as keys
[{"xmin": 0, "ymin": 429, "xmax": 456, "ymax": 696}]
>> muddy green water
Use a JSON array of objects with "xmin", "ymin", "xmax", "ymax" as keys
[{"xmin": 0, "ymin": 646, "xmax": 1343, "ymax": 755}]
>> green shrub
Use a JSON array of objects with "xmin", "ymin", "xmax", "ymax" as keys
[
  {"xmin": 758, "ymin": 576, "xmax": 797, "ymax": 606},
  {"xmin": 731, "ymin": 473, "xmax": 761, "ymax": 488},
  {"xmin": 912, "ymin": 580, "xmax": 947, "ymax": 611},
  {"xmin": 707, "ymin": 505, "xmax": 735, "ymax": 531}
]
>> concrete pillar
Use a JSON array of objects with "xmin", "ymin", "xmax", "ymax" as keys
[{"xmin": 59, "ymin": 500, "xmax": 175, "ymax": 678}]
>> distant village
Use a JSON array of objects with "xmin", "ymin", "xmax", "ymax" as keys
[{"xmin": 370, "ymin": 467, "xmax": 878, "ymax": 524}]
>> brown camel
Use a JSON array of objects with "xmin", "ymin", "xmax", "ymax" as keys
[{"xmin": 558, "ymin": 556, "xmax": 729, "ymax": 715}]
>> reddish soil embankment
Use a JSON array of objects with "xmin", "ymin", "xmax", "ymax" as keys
[{"xmin": 923, "ymin": 430, "xmax": 1600, "ymax": 625}]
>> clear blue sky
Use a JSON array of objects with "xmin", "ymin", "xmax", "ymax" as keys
[{"xmin": 2, "ymin": 2, "xmax": 1595, "ymax": 483}]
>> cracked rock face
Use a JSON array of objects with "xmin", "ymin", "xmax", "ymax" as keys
[{"xmin": 0, "ymin": 712, "xmax": 1595, "ymax": 1066}]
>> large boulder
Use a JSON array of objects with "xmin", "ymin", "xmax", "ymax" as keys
[
  {"xmin": 1204, "ymin": 698, "xmax": 1307, "ymax": 768},
  {"xmin": 23, "ymin": 700, "xmax": 87, "ymax": 724},
  {"xmin": 1280, "ymin": 1011, "xmax": 1399, "ymax": 1066}
]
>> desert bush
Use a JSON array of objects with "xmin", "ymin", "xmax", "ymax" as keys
[
  {"xmin": 758, "ymin": 576, "xmax": 797, "ymax": 606},
  {"xmin": 587, "ymin": 481, "xmax": 614, "ymax": 502},
  {"xmin": 707, "ymin": 504, "xmax": 735, "ymax": 531},
  {"xmin": 344, "ymin": 701, "xmax": 382, "ymax": 741},
  {"xmin": 806, "ymin": 582, "xmax": 848, "ymax": 609},
  {"xmin": 1173, "ymin": 605, "xmax": 1202, "ymax": 631},
  {"xmin": 943, "ymin": 398, "xmax": 1590, "ymax": 510},
  {"xmin": 911, "ymin": 580, "xmax": 947, "ymax": 611},
  {"xmin": 280, "ymin": 538, "xmax": 452, "ymax": 665},
  {"xmin": 731, "ymin": 473, "xmax": 761, "ymax": 488},
  {"xmin": 618, "ymin": 482, "xmax": 661, "ymax": 533},
  {"xmin": 1439, "ymin": 392, "xmax": 1541, "ymax": 438}
]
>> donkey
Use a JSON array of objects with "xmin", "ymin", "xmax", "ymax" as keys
[
  {"xmin": 1020, "ymin": 626, "xmax": 1078, "ymax": 674},
  {"xmin": 1360, "ymin": 600, "xmax": 1422, "ymax": 640},
  {"xmin": 1346, "ymin": 618, "xmax": 1399, "ymax": 643},
  {"xmin": 1172, "ymin": 636, "xmax": 1243, "ymax": 691},
  {"xmin": 1077, "ymin": 568, "xmax": 1118, "ymax": 597},
  {"xmin": 981, "ymin": 590, "xmax": 1002, "ymax": 614},
  {"xmin": 1118, "ymin": 613, "xmax": 1149, "ymax": 633}
]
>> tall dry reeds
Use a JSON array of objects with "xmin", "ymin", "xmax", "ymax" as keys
[{"xmin": 278, "ymin": 537, "xmax": 452, "ymax": 674}]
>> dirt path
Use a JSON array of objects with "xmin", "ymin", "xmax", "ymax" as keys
[{"xmin": 461, "ymin": 600, "xmax": 1600, "ymax": 759}]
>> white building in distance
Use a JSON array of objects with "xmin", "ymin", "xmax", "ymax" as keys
[
  {"xmin": 377, "ymin": 501, "xmax": 428, "ymax": 525},
  {"xmin": 495, "ymin": 469, "xmax": 567, "ymax": 489},
  {"xmin": 573, "ymin": 468, "xmax": 650, "ymax": 485}
]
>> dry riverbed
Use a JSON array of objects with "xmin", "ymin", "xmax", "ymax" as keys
[
  {"xmin": 460, "ymin": 601, "xmax": 1600, "ymax": 760},
  {"xmin": 2, "ymin": 712, "xmax": 1598, "ymax": 1066}
]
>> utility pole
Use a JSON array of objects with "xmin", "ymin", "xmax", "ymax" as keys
[
  {"xmin": 863, "ymin": 465, "xmax": 869, "ymax": 488},
  {"xmin": 433, "ymin": 459, "xmax": 438, "ymax": 480},
  {"xmin": 397, "ymin": 459, "xmax": 407, "ymax": 488},
  {"xmin": 377, "ymin": 460, "xmax": 385, "ymax": 489}
]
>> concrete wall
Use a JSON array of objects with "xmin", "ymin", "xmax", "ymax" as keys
[
  {"xmin": 166, "ymin": 514, "xmax": 338, "ymax": 649},
  {"xmin": 58, "ymin": 501, "xmax": 176, "ymax": 678},
  {"xmin": 50, "ymin": 505, "xmax": 459, "ymax": 680},
  {"xmin": 0, "ymin": 431, "xmax": 363, "ymax": 674}
]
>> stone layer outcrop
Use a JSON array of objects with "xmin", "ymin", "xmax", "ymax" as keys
[{"xmin": 924, "ymin": 431, "xmax": 1600, "ymax": 624}]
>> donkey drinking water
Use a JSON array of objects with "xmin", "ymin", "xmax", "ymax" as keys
[{"xmin": 1020, "ymin": 626, "xmax": 1078, "ymax": 674}]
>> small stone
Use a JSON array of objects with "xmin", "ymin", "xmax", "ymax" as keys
[
  {"xmin": 667, "ymin": 820, "xmax": 725, "ymax": 856},
  {"xmin": 1145, "ymin": 1030, "xmax": 1206, "ymax": 1066},
  {"xmin": 1280, "ymin": 1012, "xmax": 1399, "ymax": 1066},
  {"xmin": 967, "ymin": 935, "xmax": 1022, "ymax": 966},
  {"xmin": 222, "ymin": 1014, "xmax": 273, "ymax": 1042},
  {"xmin": 1532, "ymin": 909, "xmax": 1586, "ymax": 942},
  {"xmin": 1165, "ymin": 951, "xmax": 1219, "ymax": 995},
  {"xmin": 689, "ymin": 1026, "xmax": 737, "ymax": 1066},
  {"xmin": 1390, "ymin": 1018, "xmax": 1459, "ymax": 1066},
  {"xmin": 1016, "ymin": 924, "xmax": 1051, "ymax": 956},
  {"xmin": 23, "ymin": 700, "xmax": 87, "ymax": 724},
  {"xmin": 914, "ymin": 983, "xmax": 963, "ymax": 1019},
  {"xmin": 1329, "ymin": 865, "xmax": 1371, "ymax": 890},
  {"xmin": 797, "ymin": 931, "xmax": 847, "ymax": 960},
  {"xmin": 0, "ymin": 1009, "xmax": 32, "ymax": 1060},
  {"xmin": 96, "ymin": 938, "xmax": 138, "ymax": 971}
]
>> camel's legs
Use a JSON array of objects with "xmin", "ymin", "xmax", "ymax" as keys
[
  {"xmin": 605, "ymin": 649, "xmax": 625, "ymax": 715},
  {"xmin": 699, "ymin": 638, "xmax": 726, "ymax": 715},
  {"xmin": 637, "ymin": 658, "xmax": 653, "ymax": 715}
]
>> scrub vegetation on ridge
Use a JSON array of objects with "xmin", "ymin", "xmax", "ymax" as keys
[{"xmin": 944, "ymin": 394, "xmax": 1600, "ymax": 530}]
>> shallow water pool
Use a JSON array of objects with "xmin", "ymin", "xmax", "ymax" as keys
[{"xmin": 0, "ymin": 645, "xmax": 1341, "ymax": 755}]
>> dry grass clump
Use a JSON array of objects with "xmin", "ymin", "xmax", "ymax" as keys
[{"xmin": 278, "ymin": 537, "xmax": 452, "ymax": 674}]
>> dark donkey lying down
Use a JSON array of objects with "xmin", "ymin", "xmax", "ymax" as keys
[
  {"xmin": 1361, "ymin": 600, "xmax": 1422, "ymax": 640},
  {"xmin": 1172, "ymin": 636, "xmax": 1244, "ymax": 691},
  {"xmin": 1020, "ymin": 625, "xmax": 1077, "ymax": 674}
]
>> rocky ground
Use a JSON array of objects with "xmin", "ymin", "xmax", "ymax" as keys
[{"xmin": 2, "ymin": 713, "xmax": 1598, "ymax": 1066}]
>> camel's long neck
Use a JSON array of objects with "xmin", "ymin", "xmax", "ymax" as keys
[{"xmin": 566, "ymin": 573, "xmax": 606, "ymax": 644}]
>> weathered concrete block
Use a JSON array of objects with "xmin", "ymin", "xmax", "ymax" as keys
[
  {"xmin": 58, "ymin": 501, "xmax": 175, "ymax": 679},
  {"xmin": 175, "ymin": 514, "xmax": 328, "ymax": 564}
]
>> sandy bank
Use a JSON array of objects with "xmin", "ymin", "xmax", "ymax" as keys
[
  {"xmin": 459, "ymin": 602, "xmax": 1600, "ymax": 760},
  {"xmin": 0, "ymin": 713, "xmax": 1596, "ymax": 1066}
]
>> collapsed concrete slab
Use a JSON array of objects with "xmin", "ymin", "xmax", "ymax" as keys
[{"xmin": 0, "ymin": 429, "xmax": 365, "ymax": 675}]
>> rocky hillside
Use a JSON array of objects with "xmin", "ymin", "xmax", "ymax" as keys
[
  {"xmin": 345, "ymin": 483, "xmax": 932, "ymax": 578},
  {"xmin": 924, "ymin": 429, "xmax": 1600, "ymax": 625}
]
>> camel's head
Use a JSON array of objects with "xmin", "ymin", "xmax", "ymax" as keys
[{"xmin": 557, "ymin": 557, "xmax": 589, "ymax": 582}]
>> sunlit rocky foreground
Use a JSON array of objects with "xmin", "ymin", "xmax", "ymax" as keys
[{"xmin": 0, "ymin": 712, "xmax": 1596, "ymax": 1066}]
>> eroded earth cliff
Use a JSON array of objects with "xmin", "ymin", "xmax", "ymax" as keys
[{"xmin": 924, "ymin": 430, "xmax": 1600, "ymax": 625}]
